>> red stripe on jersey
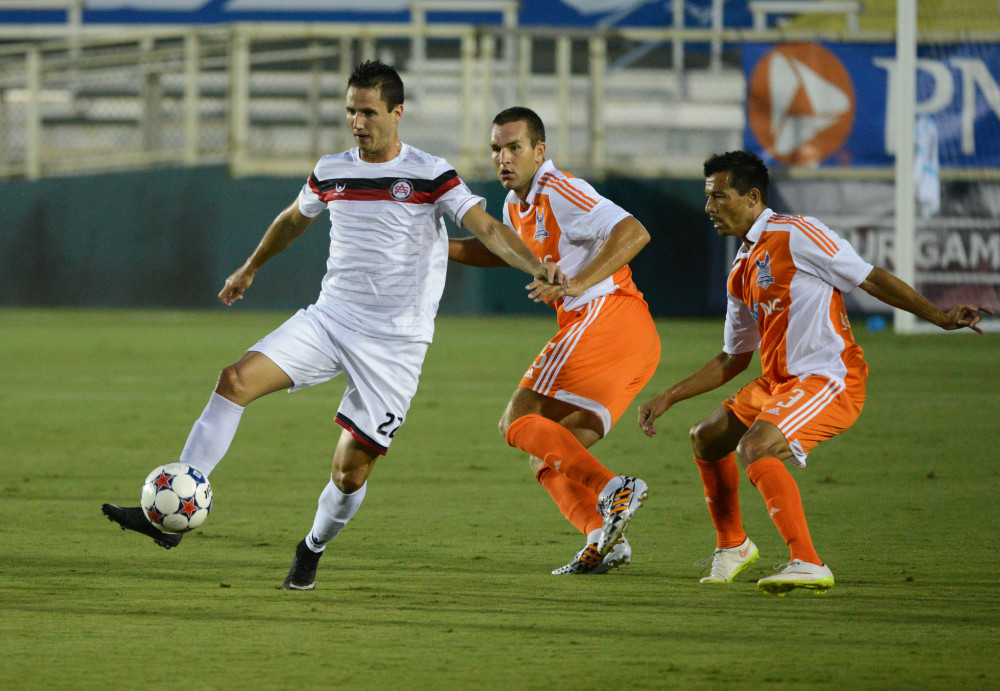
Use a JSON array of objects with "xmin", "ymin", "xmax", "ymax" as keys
[
  {"xmin": 317, "ymin": 189, "xmax": 389, "ymax": 203},
  {"xmin": 316, "ymin": 177, "xmax": 460, "ymax": 205},
  {"xmin": 425, "ymin": 174, "xmax": 461, "ymax": 202}
]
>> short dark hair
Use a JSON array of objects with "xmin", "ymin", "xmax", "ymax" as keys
[
  {"xmin": 703, "ymin": 150, "xmax": 770, "ymax": 205},
  {"xmin": 492, "ymin": 106, "xmax": 546, "ymax": 147},
  {"xmin": 348, "ymin": 59, "xmax": 404, "ymax": 111}
]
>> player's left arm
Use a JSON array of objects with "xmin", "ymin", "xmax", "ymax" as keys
[
  {"xmin": 448, "ymin": 236, "xmax": 509, "ymax": 267},
  {"xmin": 859, "ymin": 267, "xmax": 992, "ymax": 333},
  {"xmin": 563, "ymin": 216, "xmax": 649, "ymax": 297}
]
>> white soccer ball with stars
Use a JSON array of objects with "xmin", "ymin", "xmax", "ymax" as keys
[{"xmin": 140, "ymin": 463, "xmax": 213, "ymax": 533}]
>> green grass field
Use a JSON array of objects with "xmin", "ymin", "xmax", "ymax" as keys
[{"xmin": 2, "ymin": 308, "xmax": 998, "ymax": 689}]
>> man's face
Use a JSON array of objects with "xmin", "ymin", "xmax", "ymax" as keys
[
  {"xmin": 704, "ymin": 171, "xmax": 758, "ymax": 238},
  {"xmin": 346, "ymin": 86, "xmax": 401, "ymax": 162},
  {"xmin": 490, "ymin": 121, "xmax": 545, "ymax": 201}
]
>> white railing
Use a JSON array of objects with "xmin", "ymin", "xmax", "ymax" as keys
[
  {"xmin": 13, "ymin": 10, "xmax": 991, "ymax": 181},
  {"xmin": 0, "ymin": 22, "xmax": 759, "ymax": 180}
]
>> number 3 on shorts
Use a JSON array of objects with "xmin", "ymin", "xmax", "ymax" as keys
[{"xmin": 377, "ymin": 412, "xmax": 404, "ymax": 438}]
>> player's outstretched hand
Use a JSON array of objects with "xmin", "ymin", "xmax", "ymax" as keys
[
  {"xmin": 942, "ymin": 304, "xmax": 993, "ymax": 334},
  {"xmin": 638, "ymin": 393, "xmax": 671, "ymax": 438},
  {"xmin": 219, "ymin": 265, "xmax": 255, "ymax": 306},
  {"xmin": 526, "ymin": 262, "xmax": 569, "ymax": 303}
]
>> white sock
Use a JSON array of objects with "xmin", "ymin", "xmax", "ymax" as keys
[
  {"xmin": 178, "ymin": 392, "xmax": 245, "ymax": 478},
  {"xmin": 305, "ymin": 479, "xmax": 367, "ymax": 552}
]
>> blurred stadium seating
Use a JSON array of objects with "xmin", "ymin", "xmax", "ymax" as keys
[{"xmin": 0, "ymin": 1, "xmax": 761, "ymax": 179}]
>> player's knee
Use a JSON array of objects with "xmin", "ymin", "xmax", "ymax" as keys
[
  {"xmin": 735, "ymin": 436, "xmax": 767, "ymax": 468},
  {"xmin": 498, "ymin": 414, "xmax": 511, "ymax": 441},
  {"xmin": 528, "ymin": 455, "xmax": 545, "ymax": 476},
  {"xmin": 332, "ymin": 468, "xmax": 366, "ymax": 494},
  {"xmin": 501, "ymin": 412, "xmax": 540, "ymax": 447},
  {"xmin": 499, "ymin": 411, "xmax": 525, "ymax": 445},
  {"xmin": 689, "ymin": 420, "xmax": 720, "ymax": 461},
  {"xmin": 214, "ymin": 364, "xmax": 243, "ymax": 400},
  {"xmin": 331, "ymin": 458, "xmax": 373, "ymax": 494}
]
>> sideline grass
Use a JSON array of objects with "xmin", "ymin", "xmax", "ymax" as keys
[{"xmin": 1, "ymin": 308, "xmax": 998, "ymax": 689}]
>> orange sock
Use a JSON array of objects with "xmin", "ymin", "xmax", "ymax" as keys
[
  {"xmin": 746, "ymin": 456, "xmax": 822, "ymax": 565},
  {"xmin": 696, "ymin": 453, "xmax": 746, "ymax": 549},
  {"xmin": 536, "ymin": 465, "xmax": 603, "ymax": 536},
  {"xmin": 505, "ymin": 414, "xmax": 616, "ymax": 495}
]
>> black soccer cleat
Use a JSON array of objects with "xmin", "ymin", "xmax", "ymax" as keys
[
  {"xmin": 281, "ymin": 539, "xmax": 322, "ymax": 590},
  {"xmin": 101, "ymin": 504, "xmax": 183, "ymax": 549}
]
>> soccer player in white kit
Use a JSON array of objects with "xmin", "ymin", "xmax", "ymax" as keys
[
  {"xmin": 638, "ymin": 150, "xmax": 990, "ymax": 595},
  {"xmin": 102, "ymin": 60, "xmax": 563, "ymax": 590}
]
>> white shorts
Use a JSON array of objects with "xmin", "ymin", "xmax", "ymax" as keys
[{"xmin": 250, "ymin": 304, "xmax": 428, "ymax": 455}]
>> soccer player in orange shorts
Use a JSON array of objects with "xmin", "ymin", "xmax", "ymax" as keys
[
  {"xmin": 449, "ymin": 107, "xmax": 661, "ymax": 574},
  {"xmin": 638, "ymin": 150, "xmax": 990, "ymax": 595}
]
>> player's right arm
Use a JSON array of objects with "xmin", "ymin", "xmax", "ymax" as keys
[
  {"xmin": 219, "ymin": 199, "xmax": 315, "ymax": 306},
  {"xmin": 638, "ymin": 350, "xmax": 753, "ymax": 437},
  {"xmin": 459, "ymin": 205, "xmax": 566, "ymax": 297}
]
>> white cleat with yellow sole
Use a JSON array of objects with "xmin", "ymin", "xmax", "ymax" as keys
[
  {"xmin": 757, "ymin": 559, "xmax": 834, "ymax": 595},
  {"xmin": 698, "ymin": 537, "xmax": 759, "ymax": 583}
]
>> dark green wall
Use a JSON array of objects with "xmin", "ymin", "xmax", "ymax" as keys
[{"xmin": 0, "ymin": 167, "xmax": 725, "ymax": 316}]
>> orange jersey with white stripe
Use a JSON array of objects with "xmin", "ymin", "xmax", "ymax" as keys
[
  {"xmin": 502, "ymin": 160, "xmax": 645, "ymax": 313},
  {"xmin": 724, "ymin": 208, "xmax": 873, "ymax": 387}
]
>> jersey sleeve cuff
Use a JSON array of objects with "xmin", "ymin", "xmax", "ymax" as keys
[{"xmin": 454, "ymin": 196, "xmax": 486, "ymax": 226}]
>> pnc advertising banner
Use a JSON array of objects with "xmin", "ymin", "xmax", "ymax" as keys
[{"xmin": 743, "ymin": 42, "xmax": 1000, "ymax": 168}]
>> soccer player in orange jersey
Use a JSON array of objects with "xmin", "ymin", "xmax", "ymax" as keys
[
  {"xmin": 638, "ymin": 150, "xmax": 990, "ymax": 594},
  {"xmin": 449, "ymin": 107, "xmax": 660, "ymax": 574}
]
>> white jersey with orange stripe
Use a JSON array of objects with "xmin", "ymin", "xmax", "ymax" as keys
[
  {"xmin": 724, "ymin": 208, "xmax": 874, "ymax": 385},
  {"xmin": 501, "ymin": 160, "xmax": 639, "ymax": 313},
  {"xmin": 298, "ymin": 143, "xmax": 484, "ymax": 343}
]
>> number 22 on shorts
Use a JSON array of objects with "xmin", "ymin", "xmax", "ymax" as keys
[{"xmin": 377, "ymin": 412, "xmax": 404, "ymax": 438}]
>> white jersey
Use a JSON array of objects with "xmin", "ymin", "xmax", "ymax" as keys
[{"xmin": 298, "ymin": 143, "xmax": 484, "ymax": 342}]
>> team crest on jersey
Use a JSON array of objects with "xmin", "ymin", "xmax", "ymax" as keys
[
  {"xmin": 390, "ymin": 179, "xmax": 414, "ymax": 201},
  {"xmin": 334, "ymin": 182, "xmax": 347, "ymax": 194},
  {"xmin": 755, "ymin": 252, "xmax": 775, "ymax": 289},
  {"xmin": 533, "ymin": 211, "xmax": 549, "ymax": 242}
]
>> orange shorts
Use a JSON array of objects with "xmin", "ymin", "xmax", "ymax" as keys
[
  {"xmin": 520, "ymin": 294, "xmax": 661, "ymax": 435},
  {"xmin": 723, "ymin": 374, "xmax": 866, "ymax": 467}
]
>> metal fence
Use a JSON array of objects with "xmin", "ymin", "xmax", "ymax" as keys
[
  {"xmin": 0, "ymin": 21, "xmax": 761, "ymax": 180},
  {"xmin": 1, "ymin": 15, "xmax": 995, "ymax": 181}
]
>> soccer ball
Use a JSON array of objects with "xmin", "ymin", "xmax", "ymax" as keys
[{"xmin": 140, "ymin": 463, "xmax": 213, "ymax": 533}]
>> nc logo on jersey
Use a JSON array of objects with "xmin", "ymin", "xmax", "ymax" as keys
[
  {"xmin": 748, "ymin": 43, "xmax": 856, "ymax": 166},
  {"xmin": 755, "ymin": 252, "xmax": 775, "ymax": 289},
  {"xmin": 533, "ymin": 211, "xmax": 549, "ymax": 242},
  {"xmin": 390, "ymin": 179, "xmax": 414, "ymax": 201},
  {"xmin": 751, "ymin": 298, "xmax": 784, "ymax": 321}
]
